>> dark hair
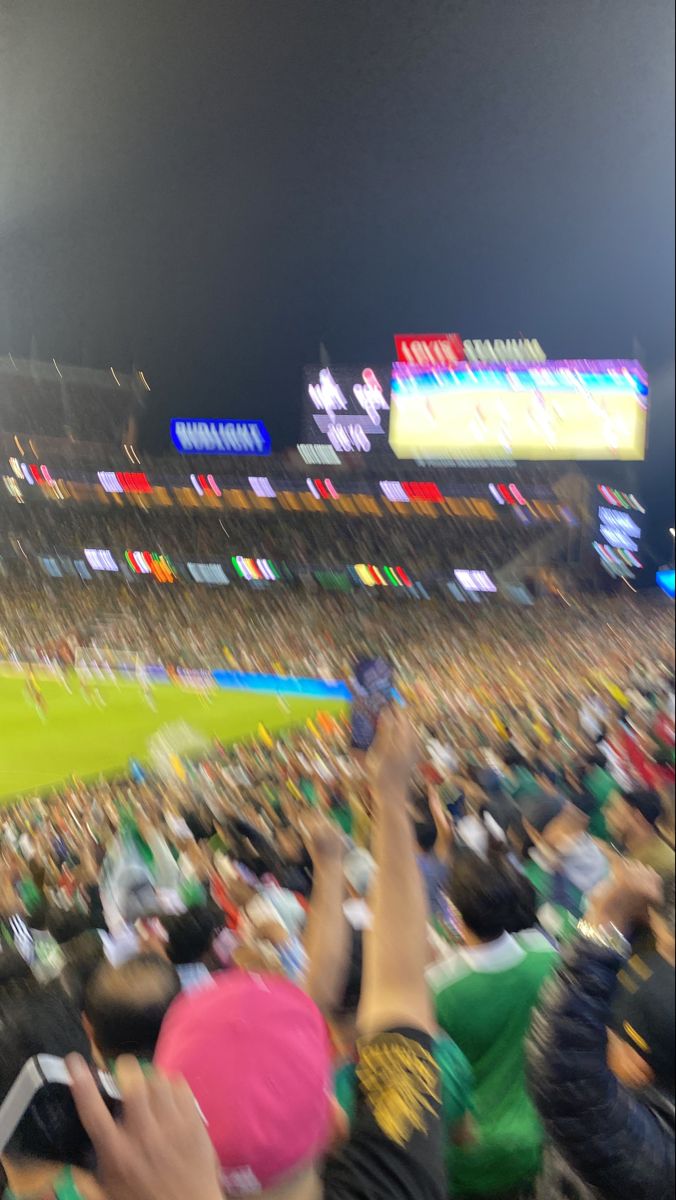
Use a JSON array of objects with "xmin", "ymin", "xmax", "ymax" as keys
[
  {"xmin": 624, "ymin": 789, "xmax": 663, "ymax": 829},
  {"xmin": 449, "ymin": 851, "xmax": 530, "ymax": 942},
  {"xmin": 584, "ymin": 749, "xmax": 608, "ymax": 770},
  {"xmin": 27, "ymin": 898, "xmax": 49, "ymax": 931},
  {"xmin": 0, "ymin": 945, "xmax": 33, "ymax": 989},
  {"xmin": 482, "ymin": 790, "xmax": 519, "ymax": 834},
  {"xmin": 414, "ymin": 821, "xmax": 438, "ymax": 854},
  {"xmin": 504, "ymin": 869, "xmax": 538, "ymax": 934},
  {"xmin": 523, "ymin": 794, "xmax": 564, "ymax": 835},
  {"xmin": 28, "ymin": 861, "xmax": 47, "ymax": 891},
  {"xmin": 503, "ymin": 746, "xmax": 528, "ymax": 769},
  {"xmin": 47, "ymin": 908, "xmax": 92, "ymax": 946},
  {"xmin": 84, "ymin": 954, "xmax": 180, "ymax": 1062},
  {"xmin": 60, "ymin": 931, "xmax": 106, "ymax": 1009},
  {"xmin": 0, "ymin": 981, "xmax": 94, "ymax": 1167},
  {"xmin": 162, "ymin": 907, "xmax": 220, "ymax": 966}
]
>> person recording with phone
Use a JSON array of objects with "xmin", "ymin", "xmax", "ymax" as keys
[{"xmin": 0, "ymin": 983, "xmax": 105, "ymax": 1200}]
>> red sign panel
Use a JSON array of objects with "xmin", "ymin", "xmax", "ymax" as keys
[
  {"xmin": 402, "ymin": 482, "xmax": 444, "ymax": 503},
  {"xmin": 117, "ymin": 472, "xmax": 152, "ymax": 493},
  {"xmin": 394, "ymin": 334, "xmax": 464, "ymax": 366}
]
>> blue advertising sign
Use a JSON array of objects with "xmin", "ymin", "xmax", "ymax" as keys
[{"xmin": 171, "ymin": 419, "xmax": 271, "ymax": 455}]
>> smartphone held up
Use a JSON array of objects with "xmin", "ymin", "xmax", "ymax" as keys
[{"xmin": 349, "ymin": 657, "xmax": 396, "ymax": 752}]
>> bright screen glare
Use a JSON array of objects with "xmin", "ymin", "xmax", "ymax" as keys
[{"xmin": 389, "ymin": 361, "xmax": 648, "ymax": 461}]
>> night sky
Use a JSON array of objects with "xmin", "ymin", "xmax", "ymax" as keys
[{"xmin": 0, "ymin": 0, "xmax": 674, "ymax": 558}]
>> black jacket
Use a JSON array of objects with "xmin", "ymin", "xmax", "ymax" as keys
[{"xmin": 527, "ymin": 936, "xmax": 675, "ymax": 1200}]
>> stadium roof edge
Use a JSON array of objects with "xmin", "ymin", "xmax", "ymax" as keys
[{"xmin": 0, "ymin": 355, "xmax": 136, "ymax": 390}]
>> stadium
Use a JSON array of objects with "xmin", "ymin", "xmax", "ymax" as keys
[
  {"xmin": 0, "ymin": 6, "xmax": 674, "ymax": 1195},
  {"xmin": 0, "ymin": 338, "xmax": 664, "ymax": 799}
]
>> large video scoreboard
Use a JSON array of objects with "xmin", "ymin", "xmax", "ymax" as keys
[{"xmin": 301, "ymin": 337, "xmax": 648, "ymax": 465}]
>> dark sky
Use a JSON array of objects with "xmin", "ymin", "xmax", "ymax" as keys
[{"xmin": 0, "ymin": 0, "xmax": 674, "ymax": 552}]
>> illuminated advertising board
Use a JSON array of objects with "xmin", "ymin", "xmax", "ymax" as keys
[
  {"xmin": 454, "ymin": 570, "xmax": 497, "ymax": 593},
  {"xmin": 84, "ymin": 548, "xmax": 119, "ymax": 572},
  {"xmin": 594, "ymin": 485, "xmax": 644, "ymax": 579},
  {"xmin": 389, "ymin": 361, "xmax": 648, "ymax": 461},
  {"xmin": 98, "ymin": 471, "xmax": 152, "ymax": 494},
  {"xmin": 296, "ymin": 443, "xmax": 341, "ymax": 465},
  {"xmin": 231, "ymin": 557, "xmax": 281, "ymax": 582},
  {"xmin": 393, "ymin": 334, "xmax": 546, "ymax": 366},
  {"xmin": 125, "ymin": 551, "xmax": 176, "ymax": 582},
  {"xmin": 302, "ymin": 365, "xmax": 391, "ymax": 454},
  {"xmin": 171, "ymin": 419, "xmax": 271, "ymax": 455},
  {"xmin": 463, "ymin": 338, "xmax": 546, "ymax": 364},
  {"xmin": 394, "ymin": 335, "xmax": 464, "ymax": 366},
  {"xmin": 350, "ymin": 564, "xmax": 413, "ymax": 588},
  {"xmin": 187, "ymin": 562, "xmax": 229, "ymax": 585}
]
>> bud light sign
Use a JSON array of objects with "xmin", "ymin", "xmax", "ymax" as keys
[{"xmin": 171, "ymin": 419, "xmax": 271, "ymax": 455}]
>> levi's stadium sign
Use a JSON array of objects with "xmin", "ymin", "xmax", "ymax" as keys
[
  {"xmin": 171, "ymin": 419, "xmax": 271, "ymax": 455},
  {"xmin": 394, "ymin": 334, "xmax": 547, "ymax": 366},
  {"xmin": 394, "ymin": 334, "xmax": 464, "ymax": 366},
  {"xmin": 464, "ymin": 338, "xmax": 546, "ymax": 364}
]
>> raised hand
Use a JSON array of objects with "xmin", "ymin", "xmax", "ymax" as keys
[
  {"xmin": 367, "ymin": 706, "xmax": 419, "ymax": 799},
  {"xmin": 301, "ymin": 811, "xmax": 346, "ymax": 867},
  {"xmin": 586, "ymin": 859, "xmax": 663, "ymax": 935},
  {"xmin": 68, "ymin": 1055, "xmax": 222, "ymax": 1200}
]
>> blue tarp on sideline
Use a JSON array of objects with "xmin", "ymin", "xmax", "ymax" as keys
[{"xmin": 212, "ymin": 669, "xmax": 351, "ymax": 700}]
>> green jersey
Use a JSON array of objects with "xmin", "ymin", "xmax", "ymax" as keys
[
  {"xmin": 584, "ymin": 765, "xmax": 617, "ymax": 841},
  {"xmin": 5, "ymin": 1165, "xmax": 83, "ymax": 1200},
  {"xmin": 429, "ymin": 930, "xmax": 558, "ymax": 1196}
]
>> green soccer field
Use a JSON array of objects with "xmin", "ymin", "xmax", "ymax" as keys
[{"xmin": 0, "ymin": 673, "xmax": 346, "ymax": 804}]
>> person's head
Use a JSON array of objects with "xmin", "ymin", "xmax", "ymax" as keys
[
  {"xmin": 84, "ymin": 953, "xmax": 181, "ymax": 1063},
  {"xmin": 47, "ymin": 907, "xmax": 92, "ymax": 946},
  {"xmin": 414, "ymin": 820, "xmax": 438, "ymax": 855},
  {"xmin": 516, "ymin": 793, "xmax": 564, "ymax": 860},
  {"xmin": 449, "ymin": 851, "xmax": 533, "ymax": 944},
  {"xmin": 26, "ymin": 897, "xmax": 49, "ymax": 932},
  {"xmin": 502, "ymin": 745, "xmax": 528, "ymax": 770},
  {"xmin": 155, "ymin": 972, "xmax": 335, "ymax": 1198},
  {"xmin": 162, "ymin": 906, "xmax": 220, "ymax": 967},
  {"xmin": 27, "ymin": 860, "xmax": 47, "ymax": 891},
  {"xmin": 521, "ymin": 793, "xmax": 592, "ymax": 860},
  {"xmin": 60, "ymin": 930, "xmax": 106, "ymax": 1009},
  {"xmin": 0, "ymin": 981, "xmax": 95, "ymax": 1172},
  {"xmin": 607, "ymin": 789, "xmax": 664, "ymax": 850},
  {"xmin": 0, "ymin": 945, "xmax": 33, "ymax": 990}
]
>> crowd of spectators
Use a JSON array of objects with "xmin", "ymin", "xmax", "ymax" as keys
[
  {"xmin": 1, "ymin": 495, "xmax": 555, "ymax": 579},
  {"xmin": 0, "ymin": 581, "xmax": 673, "ymax": 1198}
]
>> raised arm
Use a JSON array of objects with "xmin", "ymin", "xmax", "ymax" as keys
[
  {"xmin": 428, "ymin": 783, "xmax": 454, "ymax": 864},
  {"xmin": 302, "ymin": 814, "xmax": 350, "ymax": 1014},
  {"xmin": 359, "ymin": 708, "xmax": 434, "ymax": 1037},
  {"xmin": 527, "ymin": 863, "xmax": 674, "ymax": 1200}
]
